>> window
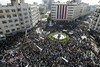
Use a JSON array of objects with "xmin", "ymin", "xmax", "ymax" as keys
[
  {"xmin": 68, "ymin": 10, "xmax": 73, "ymax": 11},
  {"xmin": 17, "ymin": 8, "xmax": 21, "ymax": 11},
  {"xmin": 16, "ymin": 24, "xmax": 19, "ymax": 26},
  {"xmin": 0, "ymin": 27, "xmax": 1, "ymax": 29},
  {"xmin": 21, "ymin": 22, "xmax": 24, "ymax": 25},
  {"xmin": 26, "ymin": 25, "xmax": 30, "ymax": 28},
  {"xmin": 17, "ymin": 28, "xmax": 20, "ymax": 30},
  {"xmin": 51, "ymin": 12, "xmax": 55, "ymax": 14},
  {"xmin": 24, "ymin": 13, "xmax": 28, "ymax": 15},
  {"xmin": 20, "ymin": 18, "xmax": 23, "ymax": 21},
  {"xmin": 93, "ymin": 26, "xmax": 95, "ymax": 29},
  {"xmin": 51, "ymin": 15, "xmax": 55, "ymax": 16},
  {"xmin": 18, "ymin": 4, "xmax": 20, "ymax": 5},
  {"xmin": 7, "ymin": 15, "xmax": 11, "ymax": 18},
  {"xmin": 25, "ymin": 21, "xmax": 28, "ymax": 23},
  {"xmin": 12, "ymin": 9, "xmax": 16, "ymax": 12},
  {"xmin": 96, "ymin": 9, "xmax": 100, "ymax": 13},
  {"xmin": 0, "ymin": 31, "xmax": 3, "ymax": 34},
  {"xmin": 10, "ymin": 24, "xmax": 14, "ymax": 27},
  {"xmin": 95, "ymin": 19, "xmax": 97, "ymax": 21},
  {"xmin": 51, "ymin": 6, "xmax": 56, "ymax": 8},
  {"xmin": 68, "ymin": 7, "xmax": 74, "ymax": 9},
  {"xmin": 68, "ymin": 12, "xmax": 73, "ymax": 14},
  {"xmin": 5, "ymin": 10, "xmax": 10, "ymax": 13},
  {"xmin": 0, "ymin": 10, "xmax": 3, "ymax": 13},
  {"xmin": 19, "ymin": 13, "xmax": 22, "ymax": 16},
  {"xmin": 2, "ymin": 21, "xmax": 7, "ymax": 24},
  {"xmin": 68, "ymin": 15, "xmax": 73, "ymax": 16},
  {"xmin": 12, "ymin": 29, "xmax": 15, "ymax": 31},
  {"xmin": 29, "ymin": 12, "xmax": 31, "ymax": 14},
  {"xmin": 14, "ymin": 19, "xmax": 18, "ymax": 22},
  {"xmin": 30, "ymin": 16, "xmax": 31, "ymax": 18},
  {"xmin": 98, "ymin": 24, "xmax": 100, "ymax": 26},
  {"xmin": 4, "ymin": 25, "xmax": 8, "ymax": 28},
  {"xmin": 6, "ymin": 30, "xmax": 10, "ymax": 33},
  {"xmin": 30, "ymin": 20, "xmax": 32, "ymax": 22},
  {"xmin": 96, "ymin": 28, "xmax": 98, "ymax": 30},
  {"xmin": 22, "ymin": 27, "xmax": 24, "ymax": 29},
  {"xmin": 13, "ymin": 14, "xmax": 17, "ymax": 17},
  {"xmin": 95, "ymin": 14, "xmax": 99, "ymax": 17},
  {"xmin": 25, "ymin": 16, "xmax": 28, "ymax": 19},
  {"xmin": 0, "ymin": 15, "xmax": 5, "ymax": 18},
  {"xmin": 9, "ymin": 20, "xmax": 13, "ymax": 23},
  {"xmin": 23, "ymin": 8, "xmax": 27, "ymax": 11},
  {"xmin": 51, "ymin": 9, "xmax": 55, "ymax": 11}
]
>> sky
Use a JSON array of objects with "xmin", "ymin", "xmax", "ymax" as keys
[{"xmin": 0, "ymin": 0, "xmax": 100, "ymax": 5}]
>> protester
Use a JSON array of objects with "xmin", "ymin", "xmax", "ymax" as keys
[{"xmin": 0, "ymin": 20, "xmax": 100, "ymax": 67}]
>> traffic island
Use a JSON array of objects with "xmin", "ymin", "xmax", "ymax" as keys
[{"xmin": 48, "ymin": 32, "xmax": 70, "ymax": 43}]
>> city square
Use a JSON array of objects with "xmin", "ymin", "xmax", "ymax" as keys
[
  {"xmin": 0, "ymin": 18, "xmax": 100, "ymax": 67},
  {"xmin": 48, "ymin": 31, "xmax": 70, "ymax": 43},
  {"xmin": 0, "ymin": 0, "xmax": 100, "ymax": 67}
]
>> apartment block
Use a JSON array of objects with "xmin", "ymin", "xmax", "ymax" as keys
[
  {"xmin": 0, "ymin": 0, "xmax": 40, "ymax": 35},
  {"xmin": 51, "ymin": 1, "xmax": 90, "ymax": 21},
  {"xmin": 89, "ymin": 7, "xmax": 100, "ymax": 33}
]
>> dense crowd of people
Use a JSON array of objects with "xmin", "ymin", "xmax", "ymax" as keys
[{"xmin": 0, "ymin": 19, "xmax": 100, "ymax": 67}]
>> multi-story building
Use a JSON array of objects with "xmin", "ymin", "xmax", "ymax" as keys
[
  {"xmin": 29, "ymin": 3, "xmax": 40, "ymax": 26},
  {"xmin": 42, "ymin": 0, "xmax": 54, "ymax": 10},
  {"xmin": 90, "ymin": 5, "xmax": 96, "ymax": 12},
  {"xmin": 51, "ymin": 1, "xmax": 90, "ymax": 21},
  {"xmin": 39, "ymin": 4, "xmax": 47, "ymax": 14},
  {"xmin": 0, "ymin": 0, "xmax": 40, "ymax": 35},
  {"xmin": 72, "ymin": 0, "xmax": 81, "ymax": 4},
  {"xmin": 89, "ymin": 7, "xmax": 100, "ymax": 33},
  {"xmin": 80, "ymin": 3, "xmax": 90, "ymax": 16},
  {"xmin": 51, "ymin": 2, "xmax": 81, "ymax": 21}
]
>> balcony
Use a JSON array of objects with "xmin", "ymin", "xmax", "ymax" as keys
[
  {"xmin": 95, "ymin": 9, "xmax": 100, "ymax": 13},
  {"xmin": 94, "ymin": 14, "xmax": 99, "ymax": 17},
  {"xmin": 92, "ymin": 17, "xmax": 97, "ymax": 22}
]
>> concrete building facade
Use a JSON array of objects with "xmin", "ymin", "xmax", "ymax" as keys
[
  {"xmin": 42, "ymin": 0, "xmax": 54, "ymax": 10},
  {"xmin": 80, "ymin": 3, "xmax": 90, "ymax": 16},
  {"xmin": 29, "ymin": 4, "xmax": 40, "ymax": 26},
  {"xmin": 39, "ymin": 4, "xmax": 47, "ymax": 14},
  {"xmin": 72, "ymin": 0, "xmax": 81, "ymax": 4},
  {"xmin": 0, "ymin": 0, "xmax": 40, "ymax": 35},
  {"xmin": 51, "ymin": 1, "xmax": 90, "ymax": 21},
  {"xmin": 89, "ymin": 7, "xmax": 100, "ymax": 33}
]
